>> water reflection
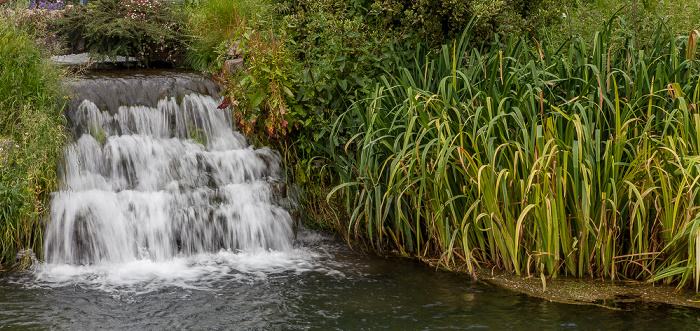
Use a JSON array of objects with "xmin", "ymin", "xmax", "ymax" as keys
[{"xmin": 2, "ymin": 235, "xmax": 697, "ymax": 330}]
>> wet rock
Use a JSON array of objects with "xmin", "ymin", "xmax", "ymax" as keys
[
  {"xmin": 225, "ymin": 58, "xmax": 245, "ymax": 74},
  {"xmin": 269, "ymin": 182, "xmax": 287, "ymax": 201},
  {"xmin": 480, "ymin": 268, "xmax": 700, "ymax": 310},
  {"xmin": 289, "ymin": 210, "xmax": 300, "ymax": 237},
  {"xmin": 226, "ymin": 40, "xmax": 242, "ymax": 57}
]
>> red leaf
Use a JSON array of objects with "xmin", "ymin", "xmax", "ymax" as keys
[{"xmin": 217, "ymin": 97, "xmax": 231, "ymax": 109}]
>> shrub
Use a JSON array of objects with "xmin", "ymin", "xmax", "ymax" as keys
[
  {"xmin": 543, "ymin": 0, "xmax": 700, "ymax": 48},
  {"xmin": 213, "ymin": 30, "xmax": 297, "ymax": 140},
  {"xmin": 53, "ymin": 0, "xmax": 185, "ymax": 65},
  {"xmin": 0, "ymin": 2, "xmax": 68, "ymax": 56},
  {"xmin": 369, "ymin": 0, "xmax": 563, "ymax": 48},
  {"xmin": 187, "ymin": 0, "xmax": 564, "ymax": 155},
  {"xmin": 281, "ymin": 0, "xmax": 401, "ymax": 154}
]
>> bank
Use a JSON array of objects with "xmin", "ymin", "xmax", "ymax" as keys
[{"xmin": 483, "ymin": 269, "xmax": 700, "ymax": 310}]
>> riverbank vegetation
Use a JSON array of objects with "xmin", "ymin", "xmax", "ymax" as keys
[
  {"xmin": 0, "ymin": 18, "xmax": 67, "ymax": 268},
  {"xmin": 181, "ymin": 0, "xmax": 700, "ymax": 291},
  {"xmin": 331, "ymin": 24, "xmax": 700, "ymax": 290}
]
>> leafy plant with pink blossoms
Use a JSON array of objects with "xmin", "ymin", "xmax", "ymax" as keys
[
  {"xmin": 121, "ymin": 0, "xmax": 158, "ymax": 21},
  {"xmin": 53, "ymin": 0, "xmax": 185, "ymax": 65}
]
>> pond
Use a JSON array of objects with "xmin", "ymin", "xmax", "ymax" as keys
[{"xmin": 0, "ymin": 233, "xmax": 698, "ymax": 330}]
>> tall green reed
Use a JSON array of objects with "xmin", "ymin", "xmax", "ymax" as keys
[{"xmin": 329, "ymin": 18, "xmax": 700, "ymax": 289}]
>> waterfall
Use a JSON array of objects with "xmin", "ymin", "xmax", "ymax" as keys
[{"xmin": 44, "ymin": 71, "xmax": 294, "ymax": 266}]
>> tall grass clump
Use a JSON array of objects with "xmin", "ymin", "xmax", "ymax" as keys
[
  {"xmin": 329, "ymin": 18, "xmax": 700, "ymax": 290},
  {"xmin": 0, "ymin": 20, "xmax": 67, "ymax": 269},
  {"xmin": 184, "ymin": 0, "xmax": 277, "ymax": 71}
]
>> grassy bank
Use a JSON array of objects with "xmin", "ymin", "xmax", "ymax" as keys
[{"xmin": 0, "ymin": 19, "xmax": 67, "ymax": 268}]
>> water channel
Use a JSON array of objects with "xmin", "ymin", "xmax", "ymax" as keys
[{"xmin": 0, "ymin": 71, "xmax": 698, "ymax": 330}]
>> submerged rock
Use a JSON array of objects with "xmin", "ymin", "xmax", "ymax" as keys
[{"xmin": 480, "ymin": 269, "xmax": 700, "ymax": 310}]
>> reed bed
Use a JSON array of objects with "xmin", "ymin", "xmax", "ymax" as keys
[{"xmin": 329, "ymin": 20, "xmax": 700, "ymax": 290}]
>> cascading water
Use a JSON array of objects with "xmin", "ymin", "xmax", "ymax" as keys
[{"xmin": 37, "ymin": 71, "xmax": 309, "ymax": 287}]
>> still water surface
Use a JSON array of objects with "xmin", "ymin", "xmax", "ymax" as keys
[{"xmin": 0, "ymin": 232, "xmax": 698, "ymax": 330}]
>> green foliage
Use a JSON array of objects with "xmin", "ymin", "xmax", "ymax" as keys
[
  {"xmin": 186, "ymin": 0, "xmax": 301, "ymax": 142},
  {"xmin": 0, "ymin": 20, "xmax": 67, "ymax": 268},
  {"xmin": 281, "ymin": 0, "xmax": 402, "ymax": 155},
  {"xmin": 370, "ymin": 0, "xmax": 563, "ymax": 48},
  {"xmin": 328, "ymin": 20, "xmax": 700, "ymax": 289},
  {"xmin": 0, "ymin": 6, "xmax": 65, "ymax": 56},
  {"xmin": 91, "ymin": 125, "xmax": 107, "ymax": 145},
  {"xmin": 0, "ymin": 20, "xmax": 62, "ymax": 135},
  {"xmin": 184, "ymin": 0, "xmax": 278, "ymax": 71},
  {"xmin": 544, "ymin": 0, "xmax": 700, "ymax": 48},
  {"xmin": 181, "ymin": 0, "xmax": 568, "ymax": 255},
  {"xmin": 54, "ymin": 0, "xmax": 185, "ymax": 65},
  {"xmin": 216, "ymin": 31, "xmax": 297, "ymax": 139},
  {"xmin": 184, "ymin": 0, "xmax": 247, "ymax": 71},
  {"xmin": 187, "ymin": 124, "xmax": 207, "ymax": 146},
  {"xmin": 183, "ymin": 0, "xmax": 700, "ymax": 290},
  {"xmin": 298, "ymin": 180, "xmax": 348, "ymax": 234},
  {"xmin": 0, "ymin": 0, "xmax": 29, "ymax": 9},
  {"xmin": 186, "ymin": 0, "xmax": 565, "ymax": 156}
]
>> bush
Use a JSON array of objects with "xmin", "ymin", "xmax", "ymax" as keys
[
  {"xmin": 186, "ymin": 0, "xmax": 565, "ymax": 155},
  {"xmin": 0, "ymin": 2, "xmax": 69, "ymax": 56},
  {"xmin": 54, "ymin": 0, "xmax": 185, "ymax": 65},
  {"xmin": 369, "ymin": 0, "xmax": 563, "ymax": 48},
  {"xmin": 281, "ymin": 0, "xmax": 401, "ymax": 154},
  {"xmin": 213, "ymin": 30, "xmax": 297, "ymax": 139}
]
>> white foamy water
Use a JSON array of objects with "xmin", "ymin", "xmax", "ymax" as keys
[
  {"xmin": 39, "ymin": 76, "xmax": 318, "ymax": 290},
  {"xmin": 32, "ymin": 247, "xmax": 343, "ymax": 293}
]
